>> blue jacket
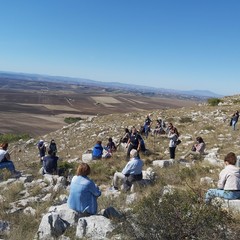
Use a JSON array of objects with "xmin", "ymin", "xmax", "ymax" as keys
[
  {"xmin": 122, "ymin": 157, "xmax": 143, "ymax": 176},
  {"xmin": 67, "ymin": 175, "xmax": 101, "ymax": 214},
  {"xmin": 92, "ymin": 143, "xmax": 103, "ymax": 158}
]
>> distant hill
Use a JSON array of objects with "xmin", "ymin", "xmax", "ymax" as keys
[{"xmin": 0, "ymin": 71, "xmax": 222, "ymax": 99}]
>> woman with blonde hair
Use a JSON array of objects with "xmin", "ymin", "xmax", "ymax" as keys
[{"xmin": 67, "ymin": 163, "xmax": 101, "ymax": 215}]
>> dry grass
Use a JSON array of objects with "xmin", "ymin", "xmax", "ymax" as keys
[{"xmin": 1, "ymin": 95, "xmax": 240, "ymax": 239}]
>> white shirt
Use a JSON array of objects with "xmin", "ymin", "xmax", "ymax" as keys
[
  {"xmin": 217, "ymin": 164, "xmax": 240, "ymax": 190},
  {"xmin": 0, "ymin": 149, "xmax": 7, "ymax": 162}
]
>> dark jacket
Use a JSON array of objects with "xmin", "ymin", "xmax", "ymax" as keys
[{"xmin": 43, "ymin": 155, "xmax": 58, "ymax": 174}]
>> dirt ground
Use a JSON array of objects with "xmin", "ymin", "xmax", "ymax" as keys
[{"xmin": 0, "ymin": 89, "xmax": 197, "ymax": 137}]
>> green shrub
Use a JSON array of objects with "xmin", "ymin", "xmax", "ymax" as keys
[
  {"xmin": 0, "ymin": 133, "xmax": 30, "ymax": 143},
  {"xmin": 123, "ymin": 189, "xmax": 240, "ymax": 240},
  {"xmin": 207, "ymin": 98, "xmax": 222, "ymax": 106},
  {"xmin": 64, "ymin": 117, "xmax": 82, "ymax": 124},
  {"xmin": 58, "ymin": 161, "xmax": 78, "ymax": 178}
]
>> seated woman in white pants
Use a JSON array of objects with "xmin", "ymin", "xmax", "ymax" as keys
[{"xmin": 112, "ymin": 149, "xmax": 143, "ymax": 191}]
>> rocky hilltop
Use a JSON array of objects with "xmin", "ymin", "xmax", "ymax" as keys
[{"xmin": 1, "ymin": 94, "xmax": 240, "ymax": 239}]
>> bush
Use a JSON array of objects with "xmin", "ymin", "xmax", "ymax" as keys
[
  {"xmin": 0, "ymin": 133, "xmax": 30, "ymax": 143},
  {"xmin": 64, "ymin": 117, "xmax": 82, "ymax": 124},
  {"xmin": 207, "ymin": 98, "xmax": 222, "ymax": 106},
  {"xmin": 123, "ymin": 189, "xmax": 240, "ymax": 240},
  {"xmin": 58, "ymin": 161, "xmax": 78, "ymax": 178}
]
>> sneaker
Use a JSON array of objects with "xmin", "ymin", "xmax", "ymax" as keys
[{"xmin": 11, "ymin": 171, "xmax": 21, "ymax": 178}]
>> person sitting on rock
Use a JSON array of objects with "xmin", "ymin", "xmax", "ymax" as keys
[
  {"xmin": 182, "ymin": 136, "xmax": 205, "ymax": 160},
  {"xmin": 0, "ymin": 142, "xmax": 17, "ymax": 174},
  {"xmin": 67, "ymin": 163, "xmax": 101, "ymax": 215},
  {"xmin": 205, "ymin": 152, "xmax": 240, "ymax": 203},
  {"xmin": 106, "ymin": 137, "xmax": 117, "ymax": 153},
  {"xmin": 112, "ymin": 149, "xmax": 143, "ymax": 191},
  {"xmin": 126, "ymin": 127, "xmax": 141, "ymax": 160},
  {"xmin": 153, "ymin": 118, "xmax": 166, "ymax": 135},
  {"xmin": 42, "ymin": 149, "xmax": 59, "ymax": 175},
  {"xmin": 103, "ymin": 137, "xmax": 117, "ymax": 158},
  {"xmin": 92, "ymin": 140, "xmax": 103, "ymax": 160}
]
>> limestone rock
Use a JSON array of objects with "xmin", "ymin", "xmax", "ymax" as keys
[
  {"xmin": 76, "ymin": 215, "xmax": 115, "ymax": 239},
  {"xmin": 152, "ymin": 159, "xmax": 174, "ymax": 168}
]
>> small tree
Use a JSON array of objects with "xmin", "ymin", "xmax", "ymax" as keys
[{"xmin": 207, "ymin": 98, "xmax": 222, "ymax": 106}]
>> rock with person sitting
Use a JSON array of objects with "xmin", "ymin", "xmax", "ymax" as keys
[
  {"xmin": 111, "ymin": 149, "xmax": 143, "ymax": 191},
  {"xmin": 42, "ymin": 148, "xmax": 59, "ymax": 175},
  {"xmin": 181, "ymin": 136, "xmax": 205, "ymax": 161},
  {"xmin": 67, "ymin": 163, "xmax": 101, "ymax": 216},
  {"xmin": 0, "ymin": 142, "xmax": 20, "ymax": 177},
  {"xmin": 205, "ymin": 152, "xmax": 240, "ymax": 203},
  {"xmin": 92, "ymin": 140, "xmax": 103, "ymax": 160}
]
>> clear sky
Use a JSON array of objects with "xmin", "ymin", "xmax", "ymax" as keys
[{"xmin": 0, "ymin": 0, "xmax": 239, "ymax": 95}]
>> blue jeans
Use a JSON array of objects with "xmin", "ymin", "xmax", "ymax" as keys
[
  {"xmin": 232, "ymin": 120, "xmax": 237, "ymax": 130},
  {"xmin": 144, "ymin": 125, "xmax": 150, "ymax": 138},
  {"xmin": 205, "ymin": 188, "xmax": 240, "ymax": 203},
  {"xmin": 0, "ymin": 161, "xmax": 16, "ymax": 173}
]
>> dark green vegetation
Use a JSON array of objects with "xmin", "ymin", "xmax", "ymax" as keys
[
  {"xmin": 0, "ymin": 133, "xmax": 30, "ymax": 143},
  {"xmin": 123, "ymin": 189, "xmax": 240, "ymax": 240},
  {"xmin": 207, "ymin": 98, "xmax": 222, "ymax": 106},
  {"xmin": 64, "ymin": 117, "xmax": 82, "ymax": 124},
  {"xmin": 120, "ymin": 163, "xmax": 240, "ymax": 240}
]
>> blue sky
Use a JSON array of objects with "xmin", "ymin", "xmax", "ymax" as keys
[{"xmin": 0, "ymin": 0, "xmax": 239, "ymax": 95}]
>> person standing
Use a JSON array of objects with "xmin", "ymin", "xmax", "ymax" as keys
[
  {"xmin": 143, "ymin": 114, "xmax": 152, "ymax": 138},
  {"xmin": 38, "ymin": 140, "xmax": 46, "ymax": 163},
  {"xmin": 126, "ymin": 127, "xmax": 141, "ymax": 160},
  {"xmin": 49, "ymin": 139, "xmax": 57, "ymax": 156},
  {"xmin": 231, "ymin": 111, "xmax": 239, "ymax": 131},
  {"xmin": 168, "ymin": 127, "xmax": 179, "ymax": 160}
]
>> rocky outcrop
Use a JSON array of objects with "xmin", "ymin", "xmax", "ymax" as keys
[{"xmin": 36, "ymin": 204, "xmax": 119, "ymax": 240}]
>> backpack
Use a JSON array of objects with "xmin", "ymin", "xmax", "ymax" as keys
[{"xmin": 175, "ymin": 139, "xmax": 181, "ymax": 145}]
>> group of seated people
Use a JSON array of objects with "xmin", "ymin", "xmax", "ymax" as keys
[
  {"xmin": 92, "ymin": 138, "xmax": 117, "ymax": 160},
  {"xmin": 1, "ymin": 130, "xmax": 239, "ymax": 219},
  {"xmin": 66, "ymin": 151, "xmax": 240, "ymax": 217},
  {"xmin": 67, "ymin": 148, "xmax": 144, "ymax": 215}
]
